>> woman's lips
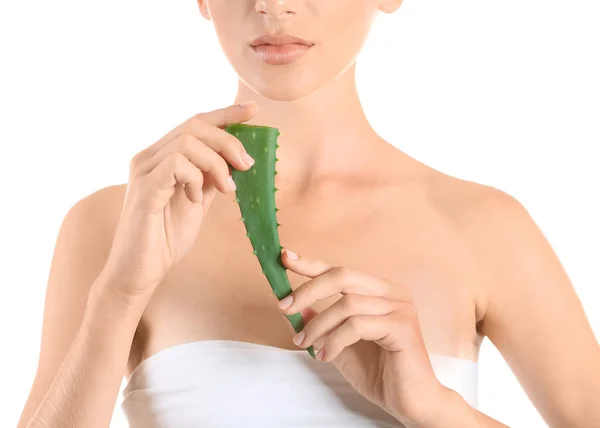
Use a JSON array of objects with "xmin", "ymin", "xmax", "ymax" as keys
[{"xmin": 251, "ymin": 43, "xmax": 312, "ymax": 65}]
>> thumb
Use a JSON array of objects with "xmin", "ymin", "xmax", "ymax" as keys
[{"xmin": 200, "ymin": 101, "xmax": 258, "ymax": 128}]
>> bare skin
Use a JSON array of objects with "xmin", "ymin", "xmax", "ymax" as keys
[
  {"xmin": 131, "ymin": 142, "xmax": 484, "ymax": 368},
  {"xmin": 17, "ymin": 0, "xmax": 600, "ymax": 427}
]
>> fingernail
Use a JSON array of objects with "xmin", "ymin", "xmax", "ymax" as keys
[
  {"xmin": 242, "ymin": 151, "xmax": 255, "ymax": 166},
  {"xmin": 239, "ymin": 100, "xmax": 256, "ymax": 108},
  {"xmin": 285, "ymin": 249, "xmax": 298, "ymax": 260},
  {"xmin": 228, "ymin": 175, "xmax": 236, "ymax": 191},
  {"xmin": 278, "ymin": 295, "xmax": 294, "ymax": 310},
  {"xmin": 316, "ymin": 347, "xmax": 326, "ymax": 361},
  {"xmin": 293, "ymin": 330, "xmax": 305, "ymax": 346}
]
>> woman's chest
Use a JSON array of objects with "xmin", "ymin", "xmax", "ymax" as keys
[{"xmin": 135, "ymin": 190, "xmax": 486, "ymax": 366}]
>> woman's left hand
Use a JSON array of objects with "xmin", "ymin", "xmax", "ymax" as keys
[{"xmin": 279, "ymin": 248, "xmax": 450, "ymax": 426}]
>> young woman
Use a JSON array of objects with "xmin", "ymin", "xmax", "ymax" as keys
[{"xmin": 17, "ymin": 0, "xmax": 600, "ymax": 427}]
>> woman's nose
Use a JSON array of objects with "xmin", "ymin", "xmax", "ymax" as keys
[{"xmin": 255, "ymin": 0, "xmax": 296, "ymax": 20}]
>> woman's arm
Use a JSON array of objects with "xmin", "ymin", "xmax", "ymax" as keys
[
  {"xmin": 419, "ymin": 386, "xmax": 509, "ymax": 427},
  {"xmin": 17, "ymin": 185, "xmax": 130, "ymax": 428},
  {"xmin": 27, "ymin": 278, "xmax": 145, "ymax": 428},
  {"xmin": 465, "ymin": 186, "xmax": 600, "ymax": 427}
]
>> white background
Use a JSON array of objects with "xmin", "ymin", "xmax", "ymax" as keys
[{"xmin": 1, "ymin": 0, "xmax": 598, "ymax": 427}]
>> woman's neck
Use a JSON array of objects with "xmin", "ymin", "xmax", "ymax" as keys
[{"xmin": 233, "ymin": 63, "xmax": 385, "ymax": 194}]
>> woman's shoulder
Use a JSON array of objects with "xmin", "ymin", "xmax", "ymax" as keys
[
  {"xmin": 420, "ymin": 169, "xmax": 545, "ymax": 314},
  {"xmin": 64, "ymin": 183, "xmax": 127, "ymax": 231},
  {"xmin": 418, "ymin": 168, "xmax": 534, "ymax": 255},
  {"xmin": 426, "ymin": 170, "xmax": 525, "ymax": 224},
  {"xmin": 378, "ymin": 144, "xmax": 531, "ymax": 240},
  {"xmin": 77, "ymin": 182, "xmax": 127, "ymax": 207},
  {"xmin": 57, "ymin": 183, "xmax": 128, "ymax": 259}
]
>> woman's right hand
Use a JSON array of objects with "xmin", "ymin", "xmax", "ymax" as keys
[{"xmin": 97, "ymin": 102, "xmax": 258, "ymax": 302}]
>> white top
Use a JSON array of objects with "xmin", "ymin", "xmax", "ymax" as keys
[{"xmin": 122, "ymin": 340, "xmax": 478, "ymax": 427}]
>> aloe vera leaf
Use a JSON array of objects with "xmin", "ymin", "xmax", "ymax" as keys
[{"xmin": 225, "ymin": 123, "xmax": 315, "ymax": 359}]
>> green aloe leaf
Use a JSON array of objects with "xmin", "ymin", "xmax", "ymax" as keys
[{"xmin": 225, "ymin": 123, "xmax": 315, "ymax": 359}]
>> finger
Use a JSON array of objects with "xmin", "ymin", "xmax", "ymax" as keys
[
  {"xmin": 282, "ymin": 249, "xmax": 400, "ymax": 297},
  {"xmin": 144, "ymin": 133, "xmax": 235, "ymax": 195},
  {"xmin": 197, "ymin": 101, "xmax": 258, "ymax": 128},
  {"xmin": 293, "ymin": 295, "xmax": 395, "ymax": 349},
  {"xmin": 281, "ymin": 248, "xmax": 336, "ymax": 277},
  {"xmin": 138, "ymin": 152, "xmax": 205, "ymax": 210},
  {"xmin": 319, "ymin": 313, "xmax": 406, "ymax": 362},
  {"xmin": 133, "ymin": 102, "xmax": 258, "ymax": 171},
  {"xmin": 299, "ymin": 306, "xmax": 319, "ymax": 326},
  {"xmin": 137, "ymin": 128, "xmax": 250, "ymax": 180},
  {"xmin": 282, "ymin": 306, "xmax": 319, "ymax": 326},
  {"xmin": 201, "ymin": 173, "xmax": 219, "ymax": 209},
  {"xmin": 280, "ymin": 266, "xmax": 408, "ymax": 315},
  {"xmin": 171, "ymin": 115, "xmax": 255, "ymax": 171}
]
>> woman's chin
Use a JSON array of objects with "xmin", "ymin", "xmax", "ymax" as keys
[
  {"xmin": 255, "ymin": 86, "xmax": 311, "ymax": 102},
  {"xmin": 244, "ymin": 77, "xmax": 323, "ymax": 102}
]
